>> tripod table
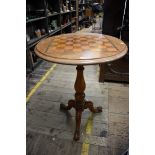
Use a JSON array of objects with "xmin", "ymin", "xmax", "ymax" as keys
[{"xmin": 35, "ymin": 33, "xmax": 128, "ymax": 140}]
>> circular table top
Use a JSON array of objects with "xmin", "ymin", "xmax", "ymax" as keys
[{"xmin": 35, "ymin": 33, "xmax": 128, "ymax": 65}]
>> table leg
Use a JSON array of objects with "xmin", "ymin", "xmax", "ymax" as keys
[
  {"xmin": 74, "ymin": 110, "xmax": 82, "ymax": 140},
  {"xmin": 85, "ymin": 100, "xmax": 102, "ymax": 113},
  {"xmin": 60, "ymin": 99, "xmax": 75, "ymax": 110},
  {"xmin": 60, "ymin": 65, "xmax": 102, "ymax": 141},
  {"xmin": 73, "ymin": 65, "xmax": 86, "ymax": 140}
]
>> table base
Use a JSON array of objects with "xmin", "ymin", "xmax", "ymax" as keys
[{"xmin": 60, "ymin": 65, "xmax": 102, "ymax": 141}]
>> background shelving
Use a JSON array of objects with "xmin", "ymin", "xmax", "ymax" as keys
[
  {"xmin": 26, "ymin": 0, "xmax": 89, "ymax": 73},
  {"xmin": 78, "ymin": 0, "xmax": 87, "ymax": 30}
]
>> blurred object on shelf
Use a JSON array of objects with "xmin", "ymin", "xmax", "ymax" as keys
[
  {"xmin": 60, "ymin": 0, "xmax": 63, "ymax": 13},
  {"xmin": 35, "ymin": 29, "xmax": 41, "ymax": 37},
  {"xmin": 52, "ymin": 20, "xmax": 58, "ymax": 29},
  {"xmin": 66, "ymin": 1, "xmax": 70, "ymax": 12},
  {"xmin": 92, "ymin": 3, "xmax": 103, "ymax": 14},
  {"xmin": 46, "ymin": 9, "xmax": 52, "ymax": 16},
  {"xmin": 71, "ymin": 5, "xmax": 74, "ymax": 11},
  {"xmin": 62, "ymin": 4, "xmax": 66, "ymax": 12},
  {"xmin": 41, "ymin": 28, "xmax": 46, "ymax": 35},
  {"xmin": 85, "ymin": 8, "xmax": 93, "ymax": 17}
]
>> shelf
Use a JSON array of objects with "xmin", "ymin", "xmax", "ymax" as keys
[
  {"xmin": 28, "ymin": 34, "xmax": 48, "ymax": 46},
  {"xmin": 49, "ymin": 27, "xmax": 61, "ymax": 35},
  {"xmin": 60, "ymin": 11, "xmax": 71, "ymax": 15},
  {"xmin": 47, "ymin": 13, "xmax": 60, "ymax": 17},
  {"xmin": 26, "ymin": 0, "xmax": 89, "ymax": 72},
  {"xmin": 26, "ymin": 17, "xmax": 46, "ymax": 23},
  {"xmin": 62, "ymin": 22, "xmax": 72, "ymax": 29}
]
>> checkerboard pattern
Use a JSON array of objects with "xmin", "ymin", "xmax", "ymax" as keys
[{"xmin": 37, "ymin": 33, "xmax": 120, "ymax": 60}]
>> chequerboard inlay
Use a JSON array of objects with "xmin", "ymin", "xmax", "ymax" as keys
[{"xmin": 35, "ymin": 33, "xmax": 127, "ymax": 65}]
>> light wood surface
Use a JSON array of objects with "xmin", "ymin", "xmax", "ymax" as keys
[{"xmin": 35, "ymin": 33, "xmax": 127, "ymax": 65}]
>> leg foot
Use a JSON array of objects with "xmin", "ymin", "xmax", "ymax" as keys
[
  {"xmin": 60, "ymin": 99, "xmax": 75, "ymax": 110},
  {"xmin": 74, "ymin": 130, "xmax": 80, "ymax": 141},
  {"xmin": 74, "ymin": 110, "xmax": 82, "ymax": 141},
  {"xmin": 85, "ymin": 101, "xmax": 102, "ymax": 113}
]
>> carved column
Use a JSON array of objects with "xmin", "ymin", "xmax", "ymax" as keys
[{"xmin": 74, "ymin": 65, "xmax": 85, "ymax": 140}]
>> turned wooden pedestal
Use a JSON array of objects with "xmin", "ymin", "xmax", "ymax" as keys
[
  {"xmin": 60, "ymin": 65, "xmax": 102, "ymax": 140},
  {"xmin": 35, "ymin": 33, "xmax": 128, "ymax": 140}
]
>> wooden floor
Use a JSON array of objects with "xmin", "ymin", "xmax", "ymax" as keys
[{"xmin": 26, "ymin": 61, "xmax": 129, "ymax": 155}]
